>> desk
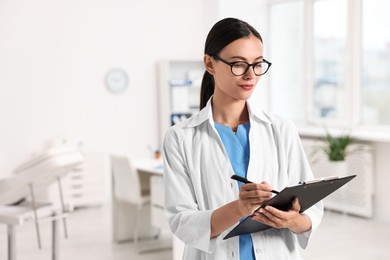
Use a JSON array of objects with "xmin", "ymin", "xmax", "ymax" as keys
[
  {"xmin": 135, "ymin": 158, "xmax": 170, "ymax": 233},
  {"xmin": 111, "ymin": 158, "xmax": 165, "ymax": 243},
  {"xmin": 137, "ymin": 158, "xmax": 185, "ymax": 259},
  {"xmin": 133, "ymin": 157, "xmax": 164, "ymax": 175},
  {"xmin": 111, "ymin": 157, "xmax": 184, "ymax": 258}
]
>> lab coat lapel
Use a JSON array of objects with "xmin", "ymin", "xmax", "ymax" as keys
[
  {"xmin": 186, "ymin": 99, "xmax": 238, "ymax": 203},
  {"xmin": 246, "ymin": 100, "xmax": 275, "ymax": 184},
  {"xmin": 207, "ymin": 119, "xmax": 238, "ymax": 202}
]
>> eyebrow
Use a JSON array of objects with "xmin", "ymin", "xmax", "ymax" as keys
[{"xmin": 229, "ymin": 55, "xmax": 264, "ymax": 61}]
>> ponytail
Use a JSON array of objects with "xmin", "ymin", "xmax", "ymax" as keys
[{"xmin": 199, "ymin": 71, "xmax": 214, "ymax": 110}]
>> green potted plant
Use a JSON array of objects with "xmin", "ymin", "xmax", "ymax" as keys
[
  {"xmin": 321, "ymin": 131, "xmax": 354, "ymax": 161},
  {"xmin": 312, "ymin": 129, "xmax": 357, "ymax": 177}
]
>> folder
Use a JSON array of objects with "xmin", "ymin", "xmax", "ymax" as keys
[{"xmin": 223, "ymin": 175, "xmax": 356, "ymax": 240}]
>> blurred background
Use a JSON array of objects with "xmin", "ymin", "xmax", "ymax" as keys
[{"xmin": 0, "ymin": 0, "xmax": 389, "ymax": 259}]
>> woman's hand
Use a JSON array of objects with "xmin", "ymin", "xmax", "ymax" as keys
[
  {"xmin": 236, "ymin": 181, "xmax": 273, "ymax": 217},
  {"xmin": 250, "ymin": 197, "xmax": 312, "ymax": 233},
  {"xmin": 210, "ymin": 181, "xmax": 273, "ymax": 238}
]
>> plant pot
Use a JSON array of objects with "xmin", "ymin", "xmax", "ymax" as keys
[{"xmin": 327, "ymin": 160, "xmax": 348, "ymax": 177}]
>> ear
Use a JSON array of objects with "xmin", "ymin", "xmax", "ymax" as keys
[{"xmin": 204, "ymin": 54, "xmax": 215, "ymax": 75}]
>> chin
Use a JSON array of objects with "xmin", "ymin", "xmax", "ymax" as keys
[{"xmin": 237, "ymin": 91, "xmax": 254, "ymax": 101}]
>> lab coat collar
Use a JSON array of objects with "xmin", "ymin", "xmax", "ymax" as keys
[{"xmin": 185, "ymin": 96, "xmax": 271, "ymax": 128}]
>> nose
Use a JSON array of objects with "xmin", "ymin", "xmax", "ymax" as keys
[{"xmin": 243, "ymin": 65, "xmax": 256, "ymax": 79}]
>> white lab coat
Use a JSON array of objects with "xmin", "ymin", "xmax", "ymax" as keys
[{"xmin": 163, "ymin": 98, "xmax": 323, "ymax": 260}]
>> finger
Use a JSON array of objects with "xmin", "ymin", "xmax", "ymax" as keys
[
  {"xmin": 290, "ymin": 197, "xmax": 301, "ymax": 212},
  {"xmin": 259, "ymin": 206, "xmax": 282, "ymax": 221},
  {"xmin": 260, "ymin": 181, "xmax": 271, "ymax": 186},
  {"xmin": 262, "ymin": 206, "xmax": 283, "ymax": 219},
  {"xmin": 240, "ymin": 189, "xmax": 273, "ymax": 201},
  {"xmin": 257, "ymin": 182, "xmax": 273, "ymax": 191},
  {"xmin": 251, "ymin": 211, "xmax": 278, "ymax": 227},
  {"xmin": 251, "ymin": 211, "xmax": 270, "ymax": 222},
  {"xmin": 242, "ymin": 197, "xmax": 268, "ymax": 206},
  {"xmin": 243, "ymin": 183, "xmax": 273, "ymax": 192},
  {"xmin": 243, "ymin": 184, "xmax": 274, "ymax": 197},
  {"xmin": 247, "ymin": 190, "xmax": 273, "ymax": 200},
  {"xmin": 238, "ymin": 199, "xmax": 270, "ymax": 211}
]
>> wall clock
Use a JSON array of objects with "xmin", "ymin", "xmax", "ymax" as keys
[{"xmin": 105, "ymin": 68, "xmax": 129, "ymax": 94}]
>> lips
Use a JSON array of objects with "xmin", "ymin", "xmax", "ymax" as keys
[{"xmin": 239, "ymin": 84, "xmax": 254, "ymax": 90}]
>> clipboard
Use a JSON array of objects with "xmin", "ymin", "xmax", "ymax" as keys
[{"xmin": 223, "ymin": 174, "xmax": 356, "ymax": 240}]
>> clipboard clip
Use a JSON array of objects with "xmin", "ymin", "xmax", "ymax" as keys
[{"xmin": 299, "ymin": 175, "xmax": 339, "ymax": 185}]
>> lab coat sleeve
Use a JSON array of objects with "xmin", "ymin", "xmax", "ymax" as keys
[
  {"xmin": 162, "ymin": 129, "xmax": 216, "ymax": 253},
  {"xmin": 285, "ymin": 122, "xmax": 324, "ymax": 249}
]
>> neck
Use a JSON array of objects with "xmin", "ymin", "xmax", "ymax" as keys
[{"xmin": 212, "ymin": 96, "xmax": 249, "ymax": 131}]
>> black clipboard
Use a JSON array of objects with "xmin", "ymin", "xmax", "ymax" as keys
[{"xmin": 223, "ymin": 175, "xmax": 356, "ymax": 240}]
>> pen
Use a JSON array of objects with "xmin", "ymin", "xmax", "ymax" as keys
[{"xmin": 231, "ymin": 175, "xmax": 279, "ymax": 194}]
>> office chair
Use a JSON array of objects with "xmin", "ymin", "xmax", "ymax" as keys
[{"xmin": 110, "ymin": 154, "xmax": 151, "ymax": 248}]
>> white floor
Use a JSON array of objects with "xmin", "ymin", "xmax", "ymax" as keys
[
  {"xmin": 301, "ymin": 210, "xmax": 390, "ymax": 259},
  {"xmin": 1, "ymin": 205, "xmax": 389, "ymax": 260}
]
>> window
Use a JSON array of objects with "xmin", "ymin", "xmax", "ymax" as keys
[
  {"xmin": 269, "ymin": 0, "xmax": 304, "ymax": 121},
  {"xmin": 267, "ymin": 0, "xmax": 390, "ymax": 132},
  {"xmin": 312, "ymin": 0, "xmax": 347, "ymax": 121},
  {"xmin": 361, "ymin": 0, "xmax": 390, "ymax": 125}
]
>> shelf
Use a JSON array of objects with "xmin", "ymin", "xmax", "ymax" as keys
[
  {"xmin": 297, "ymin": 125, "xmax": 390, "ymax": 143},
  {"xmin": 158, "ymin": 60, "xmax": 204, "ymax": 143}
]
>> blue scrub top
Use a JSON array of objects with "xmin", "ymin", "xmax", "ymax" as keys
[{"xmin": 214, "ymin": 121, "xmax": 255, "ymax": 260}]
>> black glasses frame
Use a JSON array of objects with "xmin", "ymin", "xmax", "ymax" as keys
[{"xmin": 212, "ymin": 55, "xmax": 272, "ymax": 76}]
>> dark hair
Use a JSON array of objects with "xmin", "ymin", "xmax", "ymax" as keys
[{"xmin": 200, "ymin": 18, "xmax": 263, "ymax": 110}]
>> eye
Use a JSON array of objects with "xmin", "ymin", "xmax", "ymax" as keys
[
  {"xmin": 254, "ymin": 63, "xmax": 263, "ymax": 68},
  {"xmin": 232, "ymin": 62, "xmax": 248, "ymax": 69}
]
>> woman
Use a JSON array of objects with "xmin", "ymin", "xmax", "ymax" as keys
[{"xmin": 163, "ymin": 17, "xmax": 323, "ymax": 259}]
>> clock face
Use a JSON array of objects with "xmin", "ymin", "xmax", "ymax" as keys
[{"xmin": 105, "ymin": 68, "xmax": 129, "ymax": 94}]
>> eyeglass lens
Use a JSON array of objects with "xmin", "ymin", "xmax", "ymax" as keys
[{"xmin": 231, "ymin": 62, "xmax": 269, "ymax": 76}]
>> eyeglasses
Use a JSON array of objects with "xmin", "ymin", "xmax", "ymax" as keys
[{"xmin": 213, "ymin": 55, "xmax": 272, "ymax": 76}]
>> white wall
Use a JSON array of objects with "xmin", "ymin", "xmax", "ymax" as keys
[
  {"xmin": 373, "ymin": 142, "xmax": 390, "ymax": 222},
  {"xmin": 0, "ymin": 0, "xmax": 272, "ymax": 172},
  {"xmin": 0, "ymin": 0, "xmax": 212, "ymax": 176}
]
